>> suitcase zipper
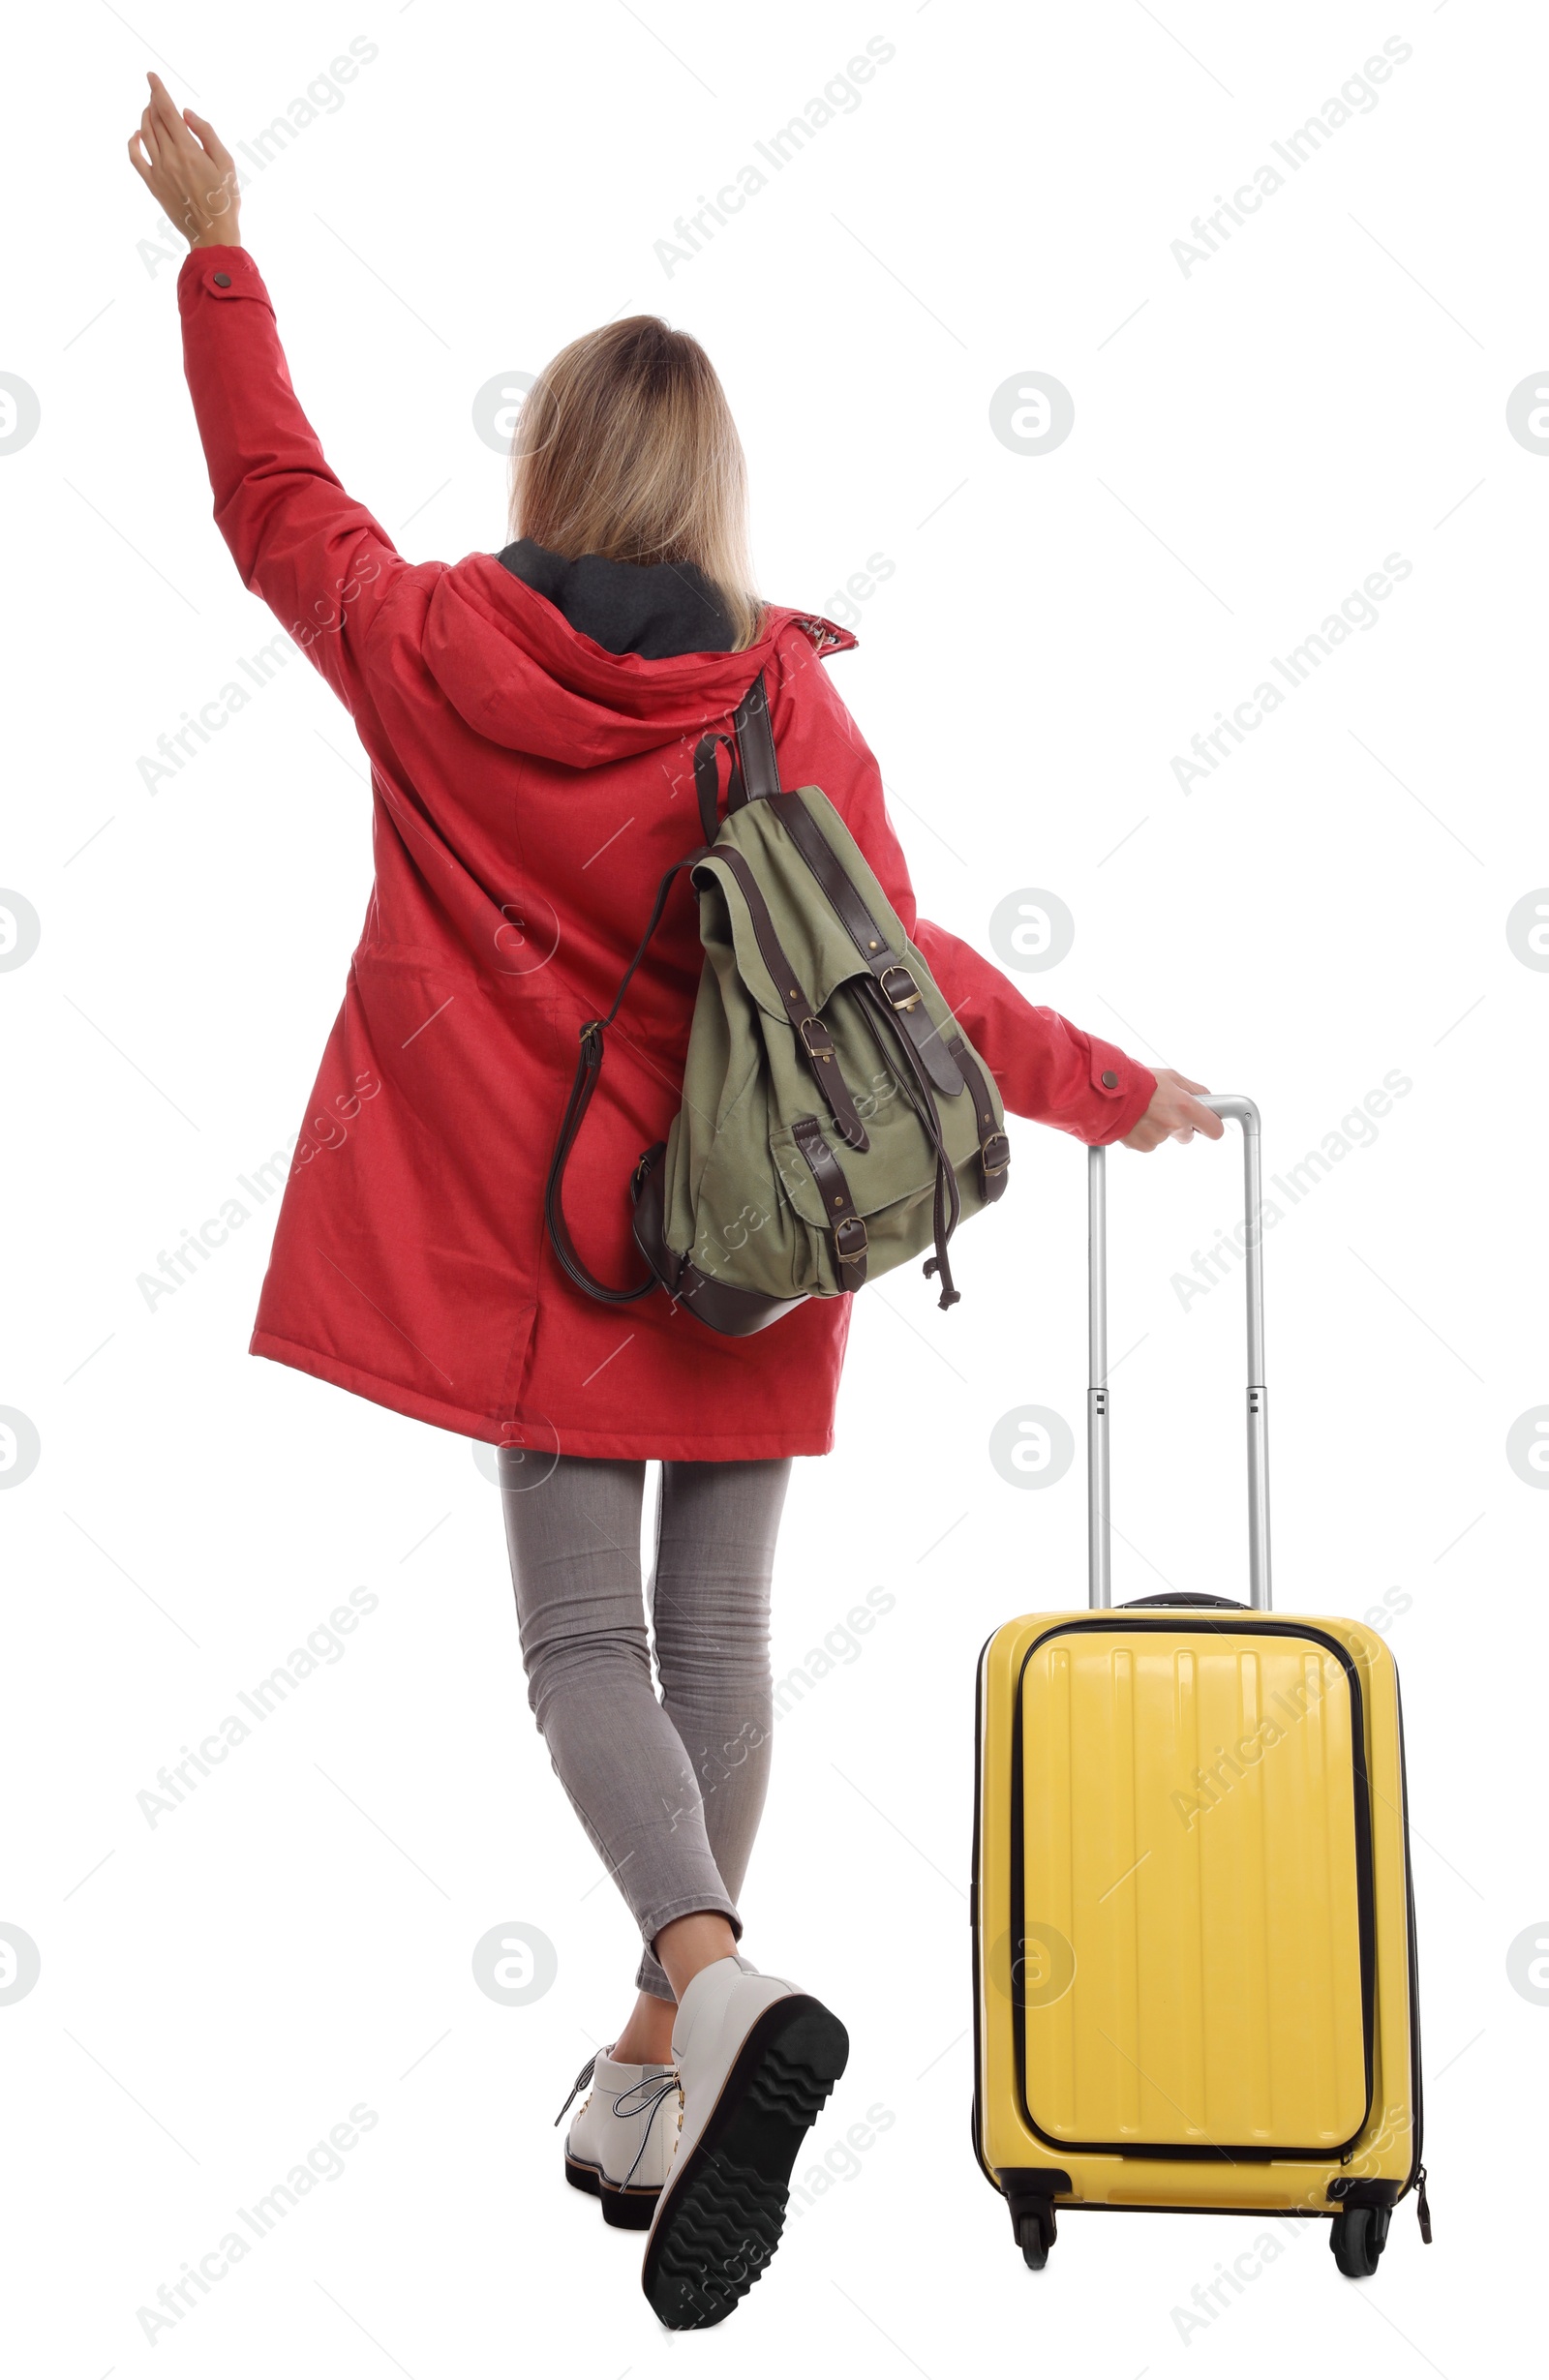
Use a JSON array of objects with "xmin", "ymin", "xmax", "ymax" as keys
[
  {"xmin": 1008, "ymin": 1615, "xmax": 1380, "ymax": 2163},
  {"xmin": 1394, "ymin": 1675, "xmax": 1433, "ymax": 2243}
]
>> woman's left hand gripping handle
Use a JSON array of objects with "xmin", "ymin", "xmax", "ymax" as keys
[{"xmin": 127, "ymin": 71, "xmax": 242, "ymax": 250}]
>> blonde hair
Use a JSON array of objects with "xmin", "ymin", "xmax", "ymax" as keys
[{"xmin": 508, "ymin": 316, "xmax": 763, "ymax": 652}]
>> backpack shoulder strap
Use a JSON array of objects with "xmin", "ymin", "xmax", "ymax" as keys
[
  {"xmin": 694, "ymin": 732, "xmax": 743, "ymax": 841},
  {"xmin": 730, "ymin": 672, "xmax": 781, "ymax": 804},
  {"xmin": 693, "ymin": 662, "xmax": 771, "ymax": 837}
]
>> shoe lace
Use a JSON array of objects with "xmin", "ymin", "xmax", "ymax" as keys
[
  {"xmin": 552, "ymin": 2052, "xmax": 596, "ymax": 2127},
  {"xmin": 609, "ymin": 2071, "xmax": 683, "ymax": 2189}
]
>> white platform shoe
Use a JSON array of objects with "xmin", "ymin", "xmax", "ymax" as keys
[
  {"xmin": 557, "ymin": 2043, "xmax": 683, "ymax": 2230},
  {"xmin": 640, "ymin": 1954, "xmax": 849, "ymax": 2329}
]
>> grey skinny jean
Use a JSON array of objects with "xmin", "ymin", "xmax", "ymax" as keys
[{"xmin": 499, "ymin": 1449, "xmax": 791, "ymax": 2001}]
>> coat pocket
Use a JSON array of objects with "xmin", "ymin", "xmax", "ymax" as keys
[{"xmin": 343, "ymin": 953, "xmax": 556, "ymax": 1411}]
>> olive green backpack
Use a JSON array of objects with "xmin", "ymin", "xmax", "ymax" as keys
[{"xmin": 545, "ymin": 672, "xmax": 1009, "ymax": 1336}]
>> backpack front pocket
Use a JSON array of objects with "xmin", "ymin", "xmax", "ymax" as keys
[{"xmin": 770, "ymin": 1103, "xmax": 945, "ymax": 1295}]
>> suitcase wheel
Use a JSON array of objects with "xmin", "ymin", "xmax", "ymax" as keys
[
  {"xmin": 1017, "ymin": 2203, "xmax": 1057, "ymax": 2270},
  {"xmin": 1330, "ymin": 2204, "xmax": 1390, "ymax": 2278}
]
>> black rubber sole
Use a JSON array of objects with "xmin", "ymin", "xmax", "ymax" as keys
[
  {"xmin": 641, "ymin": 1995, "xmax": 849, "ymax": 2331},
  {"xmin": 564, "ymin": 2152, "xmax": 661, "ymax": 2230}
]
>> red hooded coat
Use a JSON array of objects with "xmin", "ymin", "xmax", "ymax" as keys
[{"xmin": 177, "ymin": 245, "xmax": 1156, "ymax": 1461}]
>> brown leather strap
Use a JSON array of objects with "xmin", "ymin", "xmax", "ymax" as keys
[
  {"xmin": 544, "ymin": 846, "xmax": 711, "ymax": 1305},
  {"xmin": 732, "ymin": 671, "xmax": 781, "ymax": 802},
  {"xmin": 766, "ymin": 789, "xmax": 966, "ymax": 1100},
  {"xmin": 710, "ymin": 846, "xmax": 869, "ymax": 1155},
  {"xmin": 791, "ymin": 1116, "xmax": 869, "ymax": 1288},
  {"xmin": 693, "ymin": 732, "xmax": 744, "ymax": 842},
  {"xmin": 946, "ymin": 1034, "xmax": 1011, "ymax": 1202}
]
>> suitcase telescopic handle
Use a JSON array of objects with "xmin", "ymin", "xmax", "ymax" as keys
[{"xmin": 1087, "ymin": 1094, "xmax": 1271, "ymax": 1612}]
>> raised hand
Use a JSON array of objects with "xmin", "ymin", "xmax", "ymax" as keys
[{"xmin": 127, "ymin": 72, "xmax": 241, "ymax": 249}]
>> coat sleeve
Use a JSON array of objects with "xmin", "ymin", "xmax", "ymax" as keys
[
  {"xmin": 792, "ymin": 648, "xmax": 1157, "ymax": 1148},
  {"xmin": 176, "ymin": 244, "xmax": 406, "ymax": 711}
]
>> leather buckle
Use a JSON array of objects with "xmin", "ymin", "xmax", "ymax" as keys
[
  {"xmin": 799, "ymin": 1015, "xmax": 835, "ymax": 1063},
  {"xmin": 983, "ymin": 1131, "xmax": 1011, "ymax": 1175},
  {"xmin": 835, "ymin": 1214, "xmax": 868, "ymax": 1264},
  {"xmin": 878, "ymin": 964, "xmax": 922, "ymax": 1012}
]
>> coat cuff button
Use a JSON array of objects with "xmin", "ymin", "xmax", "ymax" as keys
[
  {"xmin": 1101, "ymin": 1069, "xmax": 1118, "ymax": 1088},
  {"xmin": 212, "ymin": 271, "xmax": 232, "ymax": 287}
]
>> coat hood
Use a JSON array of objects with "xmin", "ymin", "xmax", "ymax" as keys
[{"xmin": 419, "ymin": 551, "xmax": 856, "ymax": 768}]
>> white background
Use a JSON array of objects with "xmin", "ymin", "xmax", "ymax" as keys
[{"xmin": 3, "ymin": 2, "xmax": 1543, "ymax": 2370}]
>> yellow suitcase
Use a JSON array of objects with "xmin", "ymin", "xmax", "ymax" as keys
[{"xmin": 971, "ymin": 1100, "xmax": 1429, "ymax": 2277}]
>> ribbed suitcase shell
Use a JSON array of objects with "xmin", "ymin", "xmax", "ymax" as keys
[
  {"xmin": 971, "ymin": 1106, "xmax": 1423, "ymax": 2254},
  {"xmin": 973, "ymin": 1608, "xmax": 1419, "ymax": 2214}
]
